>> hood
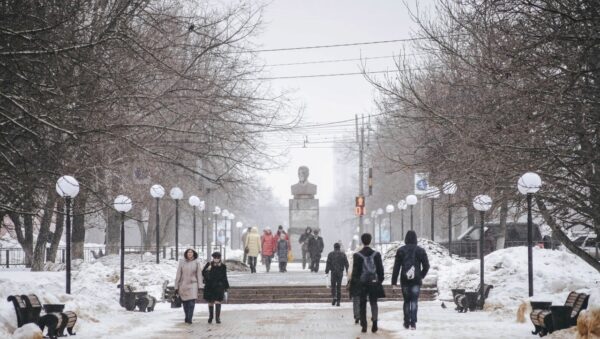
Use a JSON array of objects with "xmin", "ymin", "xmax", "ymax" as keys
[
  {"xmin": 251, "ymin": 226, "xmax": 259, "ymax": 234},
  {"xmin": 183, "ymin": 248, "xmax": 198, "ymax": 260}
]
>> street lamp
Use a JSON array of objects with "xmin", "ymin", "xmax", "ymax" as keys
[
  {"xmin": 406, "ymin": 195, "xmax": 418, "ymax": 232},
  {"xmin": 114, "ymin": 195, "xmax": 132, "ymax": 304},
  {"xmin": 188, "ymin": 195, "xmax": 201, "ymax": 249},
  {"xmin": 427, "ymin": 187, "xmax": 440, "ymax": 241},
  {"xmin": 228, "ymin": 213, "xmax": 235, "ymax": 246},
  {"xmin": 386, "ymin": 204, "xmax": 394, "ymax": 242},
  {"xmin": 170, "ymin": 187, "xmax": 183, "ymax": 259},
  {"xmin": 199, "ymin": 201, "xmax": 206, "ymax": 256},
  {"xmin": 370, "ymin": 210, "xmax": 377, "ymax": 235},
  {"xmin": 377, "ymin": 208, "xmax": 384, "ymax": 245},
  {"xmin": 442, "ymin": 181, "xmax": 457, "ymax": 256},
  {"xmin": 56, "ymin": 175, "xmax": 79, "ymax": 294},
  {"xmin": 473, "ymin": 194, "xmax": 492, "ymax": 306},
  {"xmin": 518, "ymin": 172, "xmax": 542, "ymax": 297},
  {"xmin": 397, "ymin": 200, "xmax": 407, "ymax": 239},
  {"xmin": 150, "ymin": 184, "xmax": 165, "ymax": 264},
  {"xmin": 213, "ymin": 206, "xmax": 221, "ymax": 253},
  {"xmin": 221, "ymin": 209, "xmax": 230, "ymax": 248},
  {"xmin": 236, "ymin": 221, "xmax": 243, "ymax": 248}
]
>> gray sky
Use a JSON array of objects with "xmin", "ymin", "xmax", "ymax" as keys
[{"xmin": 224, "ymin": 0, "xmax": 434, "ymax": 205}]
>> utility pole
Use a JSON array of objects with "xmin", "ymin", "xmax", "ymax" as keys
[{"xmin": 356, "ymin": 115, "xmax": 365, "ymax": 234}]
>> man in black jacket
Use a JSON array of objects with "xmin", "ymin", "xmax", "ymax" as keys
[
  {"xmin": 391, "ymin": 230, "xmax": 430, "ymax": 330},
  {"xmin": 350, "ymin": 233, "xmax": 384, "ymax": 333},
  {"xmin": 325, "ymin": 242, "xmax": 349, "ymax": 306},
  {"xmin": 299, "ymin": 227, "xmax": 313, "ymax": 269},
  {"xmin": 307, "ymin": 229, "xmax": 324, "ymax": 272}
]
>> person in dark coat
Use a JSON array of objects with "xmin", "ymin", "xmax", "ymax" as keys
[
  {"xmin": 391, "ymin": 230, "xmax": 430, "ymax": 330},
  {"xmin": 299, "ymin": 227, "xmax": 313, "ymax": 269},
  {"xmin": 276, "ymin": 233, "xmax": 289, "ymax": 272},
  {"xmin": 350, "ymin": 233, "xmax": 384, "ymax": 333},
  {"xmin": 307, "ymin": 229, "xmax": 324, "ymax": 272},
  {"xmin": 325, "ymin": 242, "xmax": 349, "ymax": 306},
  {"xmin": 202, "ymin": 252, "xmax": 230, "ymax": 324}
]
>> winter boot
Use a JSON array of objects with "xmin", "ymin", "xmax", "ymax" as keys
[
  {"xmin": 336, "ymin": 299, "xmax": 340, "ymax": 307},
  {"xmin": 208, "ymin": 305, "xmax": 214, "ymax": 324},
  {"xmin": 332, "ymin": 299, "xmax": 336, "ymax": 306},
  {"xmin": 372, "ymin": 320, "xmax": 378, "ymax": 333},
  {"xmin": 215, "ymin": 304, "xmax": 221, "ymax": 324}
]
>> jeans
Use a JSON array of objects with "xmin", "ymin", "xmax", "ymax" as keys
[
  {"xmin": 264, "ymin": 255, "xmax": 272, "ymax": 272},
  {"xmin": 402, "ymin": 284, "xmax": 421, "ymax": 326},
  {"xmin": 248, "ymin": 256, "xmax": 257, "ymax": 273},
  {"xmin": 330, "ymin": 272, "xmax": 343, "ymax": 301},
  {"xmin": 302, "ymin": 249, "xmax": 310, "ymax": 269},
  {"xmin": 359, "ymin": 292, "xmax": 378, "ymax": 325},
  {"xmin": 352, "ymin": 296, "xmax": 360, "ymax": 320},
  {"xmin": 310, "ymin": 255, "xmax": 321, "ymax": 272},
  {"xmin": 182, "ymin": 299, "xmax": 196, "ymax": 323}
]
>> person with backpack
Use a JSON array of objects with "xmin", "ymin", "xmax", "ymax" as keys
[
  {"xmin": 391, "ymin": 230, "xmax": 430, "ymax": 330},
  {"xmin": 325, "ymin": 242, "xmax": 349, "ymax": 306},
  {"xmin": 307, "ymin": 229, "xmax": 324, "ymax": 272},
  {"xmin": 350, "ymin": 233, "xmax": 384, "ymax": 333}
]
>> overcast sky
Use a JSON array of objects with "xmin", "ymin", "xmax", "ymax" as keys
[{"xmin": 221, "ymin": 0, "xmax": 435, "ymax": 205}]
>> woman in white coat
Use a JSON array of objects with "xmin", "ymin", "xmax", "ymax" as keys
[
  {"xmin": 244, "ymin": 227, "xmax": 261, "ymax": 273},
  {"xmin": 175, "ymin": 248, "xmax": 203, "ymax": 324}
]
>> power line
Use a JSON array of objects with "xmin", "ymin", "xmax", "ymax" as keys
[
  {"xmin": 250, "ymin": 70, "xmax": 392, "ymax": 80},
  {"xmin": 265, "ymin": 54, "xmax": 403, "ymax": 67}
]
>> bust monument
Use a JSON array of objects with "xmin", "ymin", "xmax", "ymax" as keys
[{"xmin": 291, "ymin": 166, "xmax": 317, "ymax": 199}]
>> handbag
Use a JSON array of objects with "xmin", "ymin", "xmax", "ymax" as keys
[
  {"xmin": 244, "ymin": 247, "xmax": 249, "ymax": 254},
  {"xmin": 287, "ymin": 251, "xmax": 294, "ymax": 262},
  {"xmin": 170, "ymin": 292, "xmax": 182, "ymax": 308}
]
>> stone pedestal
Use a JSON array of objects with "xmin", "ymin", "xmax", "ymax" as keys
[{"xmin": 289, "ymin": 198, "xmax": 319, "ymax": 259}]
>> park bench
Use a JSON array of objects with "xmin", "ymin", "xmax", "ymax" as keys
[
  {"xmin": 7, "ymin": 294, "xmax": 77, "ymax": 338},
  {"xmin": 119, "ymin": 285, "xmax": 156, "ymax": 312},
  {"xmin": 530, "ymin": 291, "xmax": 589, "ymax": 337},
  {"xmin": 452, "ymin": 284, "xmax": 493, "ymax": 312}
]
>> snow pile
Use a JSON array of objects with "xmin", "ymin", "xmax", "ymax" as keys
[{"xmin": 381, "ymin": 240, "xmax": 600, "ymax": 318}]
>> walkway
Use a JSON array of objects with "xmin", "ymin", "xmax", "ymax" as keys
[{"xmin": 227, "ymin": 262, "xmax": 347, "ymax": 286}]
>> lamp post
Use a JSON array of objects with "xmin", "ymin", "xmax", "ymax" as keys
[
  {"xmin": 114, "ymin": 195, "xmax": 132, "ymax": 304},
  {"xmin": 170, "ymin": 187, "xmax": 183, "ymax": 259},
  {"xmin": 199, "ymin": 201, "xmax": 206, "ymax": 255},
  {"xmin": 236, "ymin": 221, "xmax": 243, "ymax": 248},
  {"xmin": 518, "ymin": 172, "xmax": 542, "ymax": 297},
  {"xmin": 56, "ymin": 175, "xmax": 79, "ymax": 294},
  {"xmin": 427, "ymin": 187, "xmax": 440, "ymax": 241},
  {"xmin": 150, "ymin": 184, "xmax": 165, "ymax": 264},
  {"xmin": 188, "ymin": 196, "xmax": 201, "ymax": 249},
  {"xmin": 397, "ymin": 200, "xmax": 407, "ymax": 239},
  {"xmin": 473, "ymin": 194, "xmax": 493, "ymax": 306},
  {"xmin": 376, "ymin": 208, "xmax": 384, "ymax": 245},
  {"xmin": 406, "ymin": 195, "xmax": 418, "ymax": 232},
  {"xmin": 442, "ymin": 181, "xmax": 457, "ymax": 256},
  {"xmin": 386, "ymin": 204, "xmax": 394, "ymax": 242},
  {"xmin": 370, "ymin": 210, "xmax": 376, "ymax": 236},
  {"xmin": 213, "ymin": 206, "xmax": 221, "ymax": 252}
]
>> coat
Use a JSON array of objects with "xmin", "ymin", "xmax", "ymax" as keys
[
  {"xmin": 202, "ymin": 261, "xmax": 230, "ymax": 302},
  {"xmin": 299, "ymin": 228, "xmax": 312, "ymax": 252},
  {"xmin": 261, "ymin": 232, "xmax": 276, "ymax": 256},
  {"xmin": 350, "ymin": 246, "xmax": 385, "ymax": 299},
  {"xmin": 175, "ymin": 257, "xmax": 203, "ymax": 302},
  {"xmin": 276, "ymin": 239, "xmax": 289, "ymax": 262},
  {"xmin": 244, "ymin": 227, "xmax": 261, "ymax": 257},
  {"xmin": 325, "ymin": 250, "xmax": 349, "ymax": 275},
  {"xmin": 273, "ymin": 230, "xmax": 291, "ymax": 251},
  {"xmin": 307, "ymin": 235, "xmax": 324, "ymax": 257},
  {"xmin": 391, "ymin": 244, "xmax": 430, "ymax": 287}
]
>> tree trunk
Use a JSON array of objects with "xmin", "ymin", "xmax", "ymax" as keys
[
  {"xmin": 47, "ymin": 200, "xmax": 64, "ymax": 262},
  {"xmin": 105, "ymin": 208, "xmax": 120, "ymax": 255},
  {"xmin": 537, "ymin": 198, "xmax": 600, "ymax": 272},
  {"xmin": 497, "ymin": 198, "xmax": 508, "ymax": 249},
  {"xmin": 22, "ymin": 202, "xmax": 34, "ymax": 267},
  {"xmin": 32, "ymin": 191, "xmax": 56, "ymax": 271},
  {"xmin": 71, "ymin": 192, "xmax": 88, "ymax": 260}
]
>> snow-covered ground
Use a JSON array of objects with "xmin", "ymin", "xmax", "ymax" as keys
[{"xmin": 1, "ymin": 241, "xmax": 598, "ymax": 338}]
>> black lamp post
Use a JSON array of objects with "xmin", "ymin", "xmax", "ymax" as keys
[
  {"xmin": 406, "ymin": 195, "xmax": 417, "ymax": 232},
  {"xmin": 518, "ymin": 172, "xmax": 542, "ymax": 297},
  {"xmin": 199, "ymin": 201, "xmax": 206, "ymax": 255},
  {"xmin": 398, "ymin": 200, "xmax": 407, "ymax": 239},
  {"xmin": 170, "ymin": 187, "xmax": 183, "ymax": 259},
  {"xmin": 473, "ymin": 194, "xmax": 492, "ymax": 306},
  {"xmin": 56, "ymin": 175, "xmax": 80, "ymax": 295},
  {"xmin": 443, "ymin": 181, "xmax": 457, "ymax": 256},
  {"xmin": 150, "ymin": 184, "xmax": 165, "ymax": 264},
  {"xmin": 386, "ymin": 204, "xmax": 394, "ymax": 242},
  {"xmin": 188, "ymin": 196, "xmax": 201, "ymax": 249},
  {"xmin": 428, "ymin": 187, "xmax": 440, "ymax": 241},
  {"xmin": 114, "ymin": 195, "xmax": 132, "ymax": 304}
]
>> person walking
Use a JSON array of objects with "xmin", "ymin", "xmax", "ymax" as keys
[
  {"xmin": 299, "ymin": 227, "xmax": 313, "ymax": 269},
  {"xmin": 241, "ymin": 226, "xmax": 252, "ymax": 264},
  {"xmin": 350, "ymin": 233, "xmax": 385, "ymax": 333},
  {"xmin": 174, "ymin": 248, "xmax": 203, "ymax": 324},
  {"xmin": 307, "ymin": 229, "xmax": 324, "ymax": 272},
  {"xmin": 261, "ymin": 227, "xmax": 275, "ymax": 272},
  {"xmin": 347, "ymin": 246, "xmax": 362, "ymax": 324},
  {"xmin": 325, "ymin": 242, "xmax": 349, "ymax": 306},
  {"xmin": 202, "ymin": 252, "xmax": 230, "ymax": 324},
  {"xmin": 391, "ymin": 230, "xmax": 430, "ymax": 330},
  {"xmin": 273, "ymin": 225, "xmax": 291, "ymax": 253},
  {"xmin": 244, "ymin": 226, "xmax": 261, "ymax": 273},
  {"xmin": 276, "ymin": 233, "xmax": 289, "ymax": 272}
]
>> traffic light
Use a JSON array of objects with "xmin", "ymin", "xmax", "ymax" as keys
[
  {"xmin": 355, "ymin": 196, "xmax": 366, "ymax": 216},
  {"xmin": 368, "ymin": 168, "xmax": 373, "ymax": 196}
]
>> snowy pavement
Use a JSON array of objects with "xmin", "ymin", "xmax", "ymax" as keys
[{"xmin": 228, "ymin": 262, "xmax": 347, "ymax": 286}]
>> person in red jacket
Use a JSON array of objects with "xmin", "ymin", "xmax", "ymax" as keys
[{"xmin": 261, "ymin": 227, "xmax": 275, "ymax": 272}]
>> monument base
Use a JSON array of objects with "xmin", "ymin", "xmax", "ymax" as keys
[{"xmin": 289, "ymin": 198, "xmax": 319, "ymax": 260}]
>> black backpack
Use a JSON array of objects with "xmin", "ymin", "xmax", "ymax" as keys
[{"xmin": 357, "ymin": 252, "xmax": 378, "ymax": 285}]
